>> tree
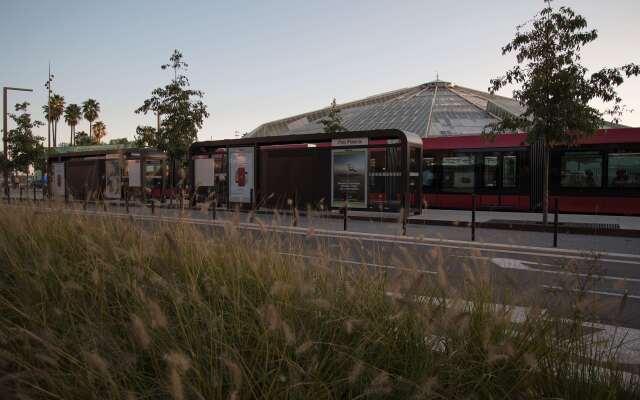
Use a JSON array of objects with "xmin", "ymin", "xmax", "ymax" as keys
[
  {"xmin": 133, "ymin": 125, "xmax": 158, "ymax": 148},
  {"xmin": 135, "ymin": 49, "xmax": 209, "ymax": 188},
  {"xmin": 320, "ymin": 98, "xmax": 347, "ymax": 134},
  {"xmin": 74, "ymin": 131, "xmax": 92, "ymax": 146},
  {"xmin": 2, "ymin": 102, "xmax": 45, "ymax": 177},
  {"xmin": 109, "ymin": 138, "xmax": 130, "ymax": 145},
  {"xmin": 488, "ymin": 0, "xmax": 639, "ymax": 223},
  {"xmin": 82, "ymin": 99, "xmax": 100, "ymax": 140},
  {"xmin": 42, "ymin": 94, "xmax": 65, "ymax": 147},
  {"xmin": 64, "ymin": 103, "xmax": 82, "ymax": 146},
  {"xmin": 92, "ymin": 121, "xmax": 107, "ymax": 144}
]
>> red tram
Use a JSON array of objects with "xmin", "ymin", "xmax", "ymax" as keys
[{"xmin": 422, "ymin": 128, "xmax": 640, "ymax": 215}]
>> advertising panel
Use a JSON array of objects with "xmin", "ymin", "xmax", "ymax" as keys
[
  {"xmin": 194, "ymin": 158, "xmax": 216, "ymax": 188},
  {"xmin": 229, "ymin": 147, "xmax": 254, "ymax": 203},
  {"xmin": 52, "ymin": 162, "xmax": 65, "ymax": 197},
  {"xmin": 331, "ymin": 148, "xmax": 367, "ymax": 208},
  {"xmin": 127, "ymin": 160, "xmax": 141, "ymax": 188},
  {"xmin": 104, "ymin": 155, "xmax": 122, "ymax": 199}
]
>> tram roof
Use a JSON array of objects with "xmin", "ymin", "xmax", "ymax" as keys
[{"xmin": 192, "ymin": 129, "xmax": 422, "ymax": 153}]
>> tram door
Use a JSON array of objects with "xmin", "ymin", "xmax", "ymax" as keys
[{"xmin": 478, "ymin": 152, "xmax": 520, "ymax": 209}]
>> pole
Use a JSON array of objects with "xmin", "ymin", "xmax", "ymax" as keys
[
  {"xmin": 33, "ymin": 183, "xmax": 36, "ymax": 202},
  {"xmin": 292, "ymin": 191, "xmax": 298, "ymax": 227},
  {"xmin": 19, "ymin": 186, "xmax": 23, "ymax": 201},
  {"xmin": 125, "ymin": 184, "xmax": 129, "ymax": 213},
  {"xmin": 151, "ymin": 199, "xmax": 155, "ymax": 215},
  {"xmin": 2, "ymin": 88, "xmax": 7, "ymax": 202},
  {"xmin": 212, "ymin": 194, "xmax": 216, "ymax": 220},
  {"xmin": 471, "ymin": 193, "xmax": 476, "ymax": 242},
  {"xmin": 401, "ymin": 192, "xmax": 407, "ymax": 236},
  {"xmin": 343, "ymin": 193, "xmax": 348, "ymax": 231},
  {"xmin": 553, "ymin": 198, "xmax": 559, "ymax": 248}
]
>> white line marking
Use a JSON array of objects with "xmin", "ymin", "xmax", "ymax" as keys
[
  {"xmin": 492, "ymin": 258, "xmax": 640, "ymax": 284},
  {"xmin": 542, "ymin": 285, "xmax": 640, "ymax": 300},
  {"xmin": 278, "ymin": 252, "xmax": 437, "ymax": 274}
]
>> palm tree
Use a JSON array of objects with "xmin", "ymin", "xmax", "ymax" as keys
[
  {"xmin": 49, "ymin": 94, "xmax": 65, "ymax": 147},
  {"xmin": 82, "ymin": 99, "xmax": 100, "ymax": 139},
  {"xmin": 64, "ymin": 104, "xmax": 82, "ymax": 146},
  {"xmin": 43, "ymin": 95, "xmax": 65, "ymax": 147},
  {"xmin": 92, "ymin": 121, "xmax": 107, "ymax": 144}
]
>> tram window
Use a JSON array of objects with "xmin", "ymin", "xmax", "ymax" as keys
[
  {"xmin": 608, "ymin": 153, "xmax": 640, "ymax": 188},
  {"xmin": 560, "ymin": 152, "xmax": 602, "ymax": 188},
  {"xmin": 502, "ymin": 155, "xmax": 518, "ymax": 188},
  {"xmin": 422, "ymin": 157, "xmax": 434, "ymax": 188},
  {"xmin": 144, "ymin": 162, "xmax": 163, "ymax": 190},
  {"xmin": 483, "ymin": 156, "xmax": 498, "ymax": 187},
  {"xmin": 442, "ymin": 156, "xmax": 475, "ymax": 190}
]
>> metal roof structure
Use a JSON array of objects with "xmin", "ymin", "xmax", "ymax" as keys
[{"xmin": 247, "ymin": 80, "xmax": 527, "ymax": 138}]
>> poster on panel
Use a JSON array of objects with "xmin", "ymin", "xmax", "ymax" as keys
[
  {"xmin": 127, "ymin": 160, "xmax": 141, "ymax": 188},
  {"xmin": 229, "ymin": 147, "xmax": 254, "ymax": 203},
  {"xmin": 331, "ymin": 148, "xmax": 367, "ymax": 208},
  {"xmin": 52, "ymin": 162, "xmax": 65, "ymax": 197},
  {"xmin": 104, "ymin": 155, "xmax": 122, "ymax": 199},
  {"xmin": 194, "ymin": 158, "xmax": 216, "ymax": 188}
]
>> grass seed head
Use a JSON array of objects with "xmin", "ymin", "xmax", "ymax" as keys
[{"xmin": 130, "ymin": 314, "xmax": 151, "ymax": 349}]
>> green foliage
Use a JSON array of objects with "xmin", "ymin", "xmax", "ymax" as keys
[
  {"xmin": 135, "ymin": 49, "xmax": 209, "ymax": 161},
  {"xmin": 2, "ymin": 102, "xmax": 45, "ymax": 175},
  {"xmin": 488, "ymin": 0, "xmax": 639, "ymax": 145},
  {"xmin": 92, "ymin": 121, "xmax": 107, "ymax": 144},
  {"xmin": 74, "ymin": 130, "xmax": 92, "ymax": 146},
  {"xmin": 108, "ymin": 137, "xmax": 130, "ymax": 145},
  {"xmin": 64, "ymin": 103, "xmax": 82, "ymax": 146},
  {"xmin": 0, "ymin": 206, "xmax": 638, "ymax": 399},
  {"xmin": 133, "ymin": 125, "xmax": 158, "ymax": 148},
  {"xmin": 82, "ymin": 99, "xmax": 101, "ymax": 139},
  {"xmin": 320, "ymin": 98, "xmax": 347, "ymax": 134}
]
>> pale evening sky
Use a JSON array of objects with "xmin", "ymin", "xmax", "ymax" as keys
[{"xmin": 1, "ymin": 0, "xmax": 639, "ymax": 144}]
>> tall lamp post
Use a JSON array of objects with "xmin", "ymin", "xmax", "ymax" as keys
[{"xmin": 3, "ymin": 86, "xmax": 34, "ymax": 200}]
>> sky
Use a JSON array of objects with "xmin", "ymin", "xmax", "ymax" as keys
[{"xmin": 2, "ymin": 0, "xmax": 639, "ymax": 145}]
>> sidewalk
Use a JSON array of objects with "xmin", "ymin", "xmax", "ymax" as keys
[{"xmin": 326, "ymin": 208, "xmax": 640, "ymax": 237}]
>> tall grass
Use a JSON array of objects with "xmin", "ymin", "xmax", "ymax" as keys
[{"xmin": 0, "ymin": 205, "xmax": 637, "ymax": 399}]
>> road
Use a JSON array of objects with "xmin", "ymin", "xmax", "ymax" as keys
[{"xmin": 12, "ymin": 201, "xmax": 639, "ymax": 331}]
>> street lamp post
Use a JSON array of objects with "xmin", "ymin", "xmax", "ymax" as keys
[{"xmin": 3, "ymin": 86, "xmax": 34, "ymax": 201}]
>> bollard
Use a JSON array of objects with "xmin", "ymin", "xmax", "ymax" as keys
[
  {"xmin": 292, "ymin": 192, "xmax": 298, "ymax": 227},
  {"xmin": 250, "ymin": 189, "xmax": 255, "ymax": 223},
  {"xmin": 401, "ymin": 207, "xmax": 407, "ymax": 236},
  {"xmin": 151, "ymin": 200, "xmax": 155, "ymax": 215},
  {"xmin": 401, "ymin": 193, "xmax": 407, "ymax": 236},
  {"xmin": 20, "ymin": 187, "xmax": 23, "ymax": 202},
  {"xmin": 212, "ymin": 195, "xmax": 217, "ymax": 220},
  {"xmin": 125, "ymin": 185, "xmax": 129, "ymax": 213},
  {"xmin": 33, "ymin": 185, "xmax": 36, "ymax": 203},
  {"xmin": 471, "ymin": 193, "xmax": 476, "ymax": 242},
  {"xmin": 343, "ymin": 193, "xmax": 348, "ymax": 231},
  {"xmin": 553, "ymin": 198, "xmax": 559, "ymax": 248}
]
